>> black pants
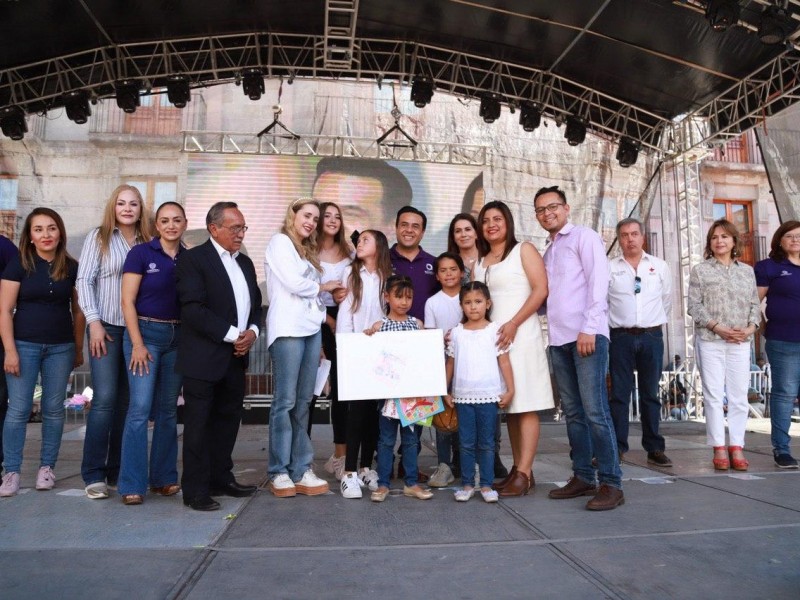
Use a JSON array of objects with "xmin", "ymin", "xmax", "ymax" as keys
[
  {"xmin": 308, "ymin": 308, "xmax": 348, "ymax": 442},
  {"xmin": 344, "ymin": 399, "xmax": 379, "ymax": 472},
  {"xmin": 180, "ymin": 358, "xmax": 245, "ymax": 500}
]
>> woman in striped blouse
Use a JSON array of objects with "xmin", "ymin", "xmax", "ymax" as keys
[{"xmin": 77, "ymin": 185, "xmax": 154, "ymax": 499}]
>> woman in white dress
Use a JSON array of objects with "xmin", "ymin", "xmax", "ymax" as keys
[{"xmin": 473, "ymin": 201, "xmax": 554, "ymax": 497}]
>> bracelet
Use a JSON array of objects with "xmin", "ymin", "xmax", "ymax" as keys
[{"xmin": 710, "ymin": 323, "xmax": 718, "ymax": 333}]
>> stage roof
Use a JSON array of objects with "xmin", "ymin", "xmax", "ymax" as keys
[{"xmin": 1, "ymin": 0, "xmax": 800, "ymax": 153}]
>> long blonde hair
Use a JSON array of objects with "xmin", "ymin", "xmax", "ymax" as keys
[
  {"xmin": 281, "ymin": 198, "xmax": 322, "ymax": 272},
  {"xmin": 97, "ymin": 185, "xmax": 155, "ymax": 254}
]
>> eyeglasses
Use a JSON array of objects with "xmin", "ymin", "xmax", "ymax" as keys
[
  {"xmin": 634, "ymin": 276, "xmax": 641, "ymax": 294},
  {"xmin": 783, "ymin": 234, "xmax": 800, "ymax": 241},
  {"xmin": 534, "ymin": 202, "xmax": 565, "ymax": 216},
  {"xmin": 218, "ymin": 224, "xmax": 249, "ymax": 235}
]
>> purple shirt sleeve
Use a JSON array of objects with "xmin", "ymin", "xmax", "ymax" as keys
[{"xmin": 577, "ymin": 227, "xmax": 610, "ymax": 336}]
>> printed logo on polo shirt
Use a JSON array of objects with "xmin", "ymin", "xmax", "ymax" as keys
[
  {"xmin": 146, "ymin": 262, "xmax": 160, "ymax": 274},
  {"xmin": 780, "ymin": 270, "xmax": 792, "ymax": 277},
  {"xmin": 425, "ymin": 263, "xmax": 434, "ymax": 274}
]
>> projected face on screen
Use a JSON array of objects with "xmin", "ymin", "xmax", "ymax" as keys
[{"xmin": 312, "ymin": 170, "xmax": 388, "ymax": 238}]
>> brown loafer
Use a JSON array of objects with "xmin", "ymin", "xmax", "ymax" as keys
[
  {"xmin": 493, "ymin": 465, "xmax": 517, "ymax": 491},
  {"xmin": 586, "ymin": 484, "xmax": 624, "ymax": 511},
  {"xmin": 122, "ymin": 494, "xmax": 143, "ymax": 505},
  {"xmin": 497, "ymin": 470, "xmax": 529, "ymax": 497},
  {"xmin": 150, "ymin": 484, "xmax": 181, "ymax": 496},
  {"xmin": 548, "ymin": 476, "xmax": 597, "ymax": 499}
]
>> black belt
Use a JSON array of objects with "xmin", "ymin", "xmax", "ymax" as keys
[
  {"xmin": 611, "ymin": 326, "xmax": 661, "ymax": 335},
  {"xmin": 139, "ymin": 316, "xmax": 181, "ymax": 325}
]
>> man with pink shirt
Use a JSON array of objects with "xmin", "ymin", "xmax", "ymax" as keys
[{"xmin": 535, "ymin": 186, "xmax": 624, "ymax": 511}]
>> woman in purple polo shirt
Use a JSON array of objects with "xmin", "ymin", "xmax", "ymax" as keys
[
  {"xmin": 117, "ymin": 202, "xmax": 188, "ymax": 505},
  {"xmin": 755, "ymin": 220, "xmax": 800, "ymax": 470}
]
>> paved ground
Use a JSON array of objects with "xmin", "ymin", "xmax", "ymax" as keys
[{"xmin": 1, "ymin": 416, "xmax": 799, "ymax": 599}]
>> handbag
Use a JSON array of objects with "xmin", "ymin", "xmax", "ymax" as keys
[{"xmin": 432, "ymin": 399, "xmax": 458, "ymax": 433}]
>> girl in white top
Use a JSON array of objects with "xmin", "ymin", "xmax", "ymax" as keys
[
  {"xmin": 264, "ymin": 198, "xmax": 343, "ymax": 498},
  {"xmin": 445, "ymin": 281, "xmax": 514, "ymax": 503},
  {"xmin": 316, "ymin": 202, "xmax": 352, "ymax": 480},
  {"xmin": 336, "ymin": 230, "xmax": 392, "ymax": 499}
]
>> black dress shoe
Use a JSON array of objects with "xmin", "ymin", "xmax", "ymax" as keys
[
  {"xmin": 183, "ymin": 496, "xmax": 221, "ymax": 511},
  {"xmin": 209, "ymin": 480, "xmax": 257, "ymax": 498}
]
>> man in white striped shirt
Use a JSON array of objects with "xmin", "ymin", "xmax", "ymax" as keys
[{"xmin": 607, "ymin": 218, "xmax": 673, "ymax": 468}]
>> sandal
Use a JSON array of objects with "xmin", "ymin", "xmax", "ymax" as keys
[
  {"xmin": 712, "ymin": 446, "xmax": 730, "ymax": 471},
  {"xmin": 728, "ymin": 446, "xmax": 749, "ymax": 471}
]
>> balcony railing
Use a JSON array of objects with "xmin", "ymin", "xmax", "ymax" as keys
[
  {"xmin": 89, "ymin": 92, "xmax": 205, "ymax": 137},
  {"xmin": 711, "ymin": 129, "xmax": 762, "ymax": 165}
]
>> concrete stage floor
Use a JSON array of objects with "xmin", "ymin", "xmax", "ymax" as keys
[{"xmin": 1, "ymin": 418, "xmax": 799, "ymax": 599}]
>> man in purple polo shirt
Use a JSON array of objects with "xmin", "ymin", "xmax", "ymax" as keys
[
  {"xmin": 389, "ymin": 205, "xmax": 439, "ymax": 321},
  {"xmin": 536, "ymin": 185, "xmax": 624, "ymax": 511}
]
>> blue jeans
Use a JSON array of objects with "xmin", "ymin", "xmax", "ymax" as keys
[
  {"xmin": 456, "ymin": 402, "xmax": 497, "ymax": 487},
  {"xmin": 81, "ymin": 323, "xmax": 130, "ymax": 485},
  {"xmin": 118, "ymin": 322, "xmax": 182, "ymax": 495},
  {"xmin": 550, "ymin": 336, "xmax": 622, "ymax": 489},
  {"xmin": 609, "ymin": 328, "xmax": 665, "ymax": 454},
  {"xmin": 268, "ymin": 332, "xmax": 320, "ymax": 481},
  {"xmin": 377, "ymin": 412, "xmax": 418, "ymax": 488},
  {"xmin": 436, "ymin": 430, "xmax": 459, "ymax": 466},
  {"xmin": 2, "ymin": 341, "xmax": 75, "ymax": 474},
  {"xmin": 765, "ymin": 338, "xmax": 800, "ymax": 457}
]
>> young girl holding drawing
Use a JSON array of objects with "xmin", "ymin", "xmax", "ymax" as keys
[
  {"xmin": 336, "ymin": 230, "xmax": 392, "ymax": 499},
  {"xmin": 366, "ymin": 275, "xmax": 433, "ymax": 502},
  {"xmin": 445, "ymin": 281, "xmax": 514, "ymax": 503}
]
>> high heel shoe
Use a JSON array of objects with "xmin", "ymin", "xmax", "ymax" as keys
[
  {"xmin": 728, "ymin": 446, "xmax": 749, "ymax": 471},
  {"xmin": 712, "ymin": 446, "xmax": 730, "ymax": 471},
  {"xmin": 493, "ymin": 465, "xmax": 517, "ymax": 491}
]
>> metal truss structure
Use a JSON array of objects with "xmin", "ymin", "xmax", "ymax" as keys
[
  {"xmin": 0, "ymin": 32, "xmax": 679, "ymax": 153},
  {"xmin": 181, "ymin": 131, "xmax": 488, "ymax": 166}
]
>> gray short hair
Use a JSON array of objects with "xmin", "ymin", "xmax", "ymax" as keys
[
  {"xmin": 206, "ymin": 202, "xmax": 239, "ymax": 227},
  {"xmin": 616, "ymin": 217, "xmax": 643, "ymax": 237}
]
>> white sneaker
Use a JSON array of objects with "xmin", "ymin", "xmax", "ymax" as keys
[
  {"xmin": 359, "ymin": 467, "xmax": 379, "ymax": 492},
  {"xmin": 0, "ymin": 472, "xmax": 20, "ymax": 497},
  {"xmin": 429, "ymin": 463, "xmax": 455, "ymax": 488},
  {"xmin": 85, "ymin": 481, "xmax": 109, "ymax": 499},
  {"xmin": 269, "ymin": 473, "xmax": 297, "ymax": 498},
  {"xmin": 340, "ymin": 472, "xmax": 363, "ymax": 499},
  {"xmin": 295, "ymin": 469, "xmax": 329, "ymax": 496},
  {"xmin": 35, "ymin": 466, "xmax": 56, "ymax": 491},
  {"xmin": 324, "ymin": 454, "xmax": 346, "ymax": 480}
]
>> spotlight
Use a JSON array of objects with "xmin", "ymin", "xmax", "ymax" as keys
[
  {"xmin": 0, "ymin": 106, "xmax": 27, "ymax": 140},
  {"xmin": 242, "ymin": 68, "xmax": 265, "ymax": 101},
  {"xmin": 758, "ymin": 4, "xmax": 795, "ymax": 45},
  {"xmin": 519, "ymin": 101, "xmax": 541, "ymax": 132},
  {"xmin": 115, "ymin": 80, "xmax": 141, "ymax": 114},
  {"xmin": 166, "ymin": 74, "xmax": 191, "ymax": 108},
  {"xmin": 410, "ymin": 76, "xmax": 434, "ymax": 108},
  {"xmin": 64, "ymin": 90, "xmax": 91, "ymax": 124},
  {"xmin": 616, "ymin": 137, "xmax": 641, "ymax": 168},
  {"xmin": 479, "ymin": 93, "xmax": 502, "ymax": 123},
  {"xmin": 705, "ymin": 0, "xmax": 740, "ymax": 32},
  {"xmin": 564, "ymin": 115, "xmax": 587, "ymax": 146}
]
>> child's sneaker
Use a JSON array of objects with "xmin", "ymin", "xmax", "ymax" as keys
[
  {"xmin": 480, "ymin": 488, "xmax": 499, "ymax": 503},
  {"xmin": 0, "ymin": 472, "xmax": 20, "ymax": 497},
  {"xmin": 295, "ymin": 469, "xmax": 329, "ymax": 496},
  {"xmin": 340, "ymin": 472, "xmax": 362, "ymax": 499},
  {"xmin": 35, "ymin": 466, "xmax": 56, "ymax": 490},
  {"xmin": 85, "ymin": 481, "xmax": 109, "ymax": 499},
  {"xmin": 324, "ymin": 454, "xmax": 346, "ymax": 480},
  {"xmin": 454, "ymin": 487, "xmax": 475, "ymax": 502},
  {"xmin": 359, "ymin": 467, "xmax": 379, "ymax": 491},
  {"xmin": 429, "ymin": 463, "xmax": 455, "ymax": 488}
]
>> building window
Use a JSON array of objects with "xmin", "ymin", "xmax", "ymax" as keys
[
  {"xmin": 0, "ymin": 176, "xmax": 18, "ymax": 239},
  {"xmin": 126, "ymin": 178, "xmax": 178, "ymax": 212},
  {"xmin": 713, "ymin": 200, "xmax": 754, "ymax": 265}
]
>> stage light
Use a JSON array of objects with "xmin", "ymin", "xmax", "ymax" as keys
[
  {"xmin": 0, "ymin": 106, "xmax": 27, "ymax": 140},
  {"xmin": 705, "ymin": 0, "xmax": 740, "ymax": 32},
  {"xmin": 410, "ymin": 76, "xmax": 434, "ymax": 108},
  {"xmin": 479, "ymin": 93, "xmax": 502, "ymax": 123},
  {"xmin": 519, "ymin": 101, "xmax": 541, "ymax": 132},
  {"xmin": 564, "ymin": 115, "xmax": 587, "ymax": 146},
  {"xmin": 242, "ymin": 68, "xmax": 265, "ymax": 101},
  {"xmin": 616, "ymin": 137, "xmax": 641, "ymax": 168},
  {"xmin": 166, "ymin": 75, "xmax": 191, "ymax": 108},
  {"xmin": 758, "ymin": 4, "xmax": 794, "ymax": 45},
  {"xmin": 64, "ymin": 90, "xmax": 91, "ymax": 124},
  {"xmin": 115, "ymin": 80, "xmax": 141, "ymax": 113}
]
